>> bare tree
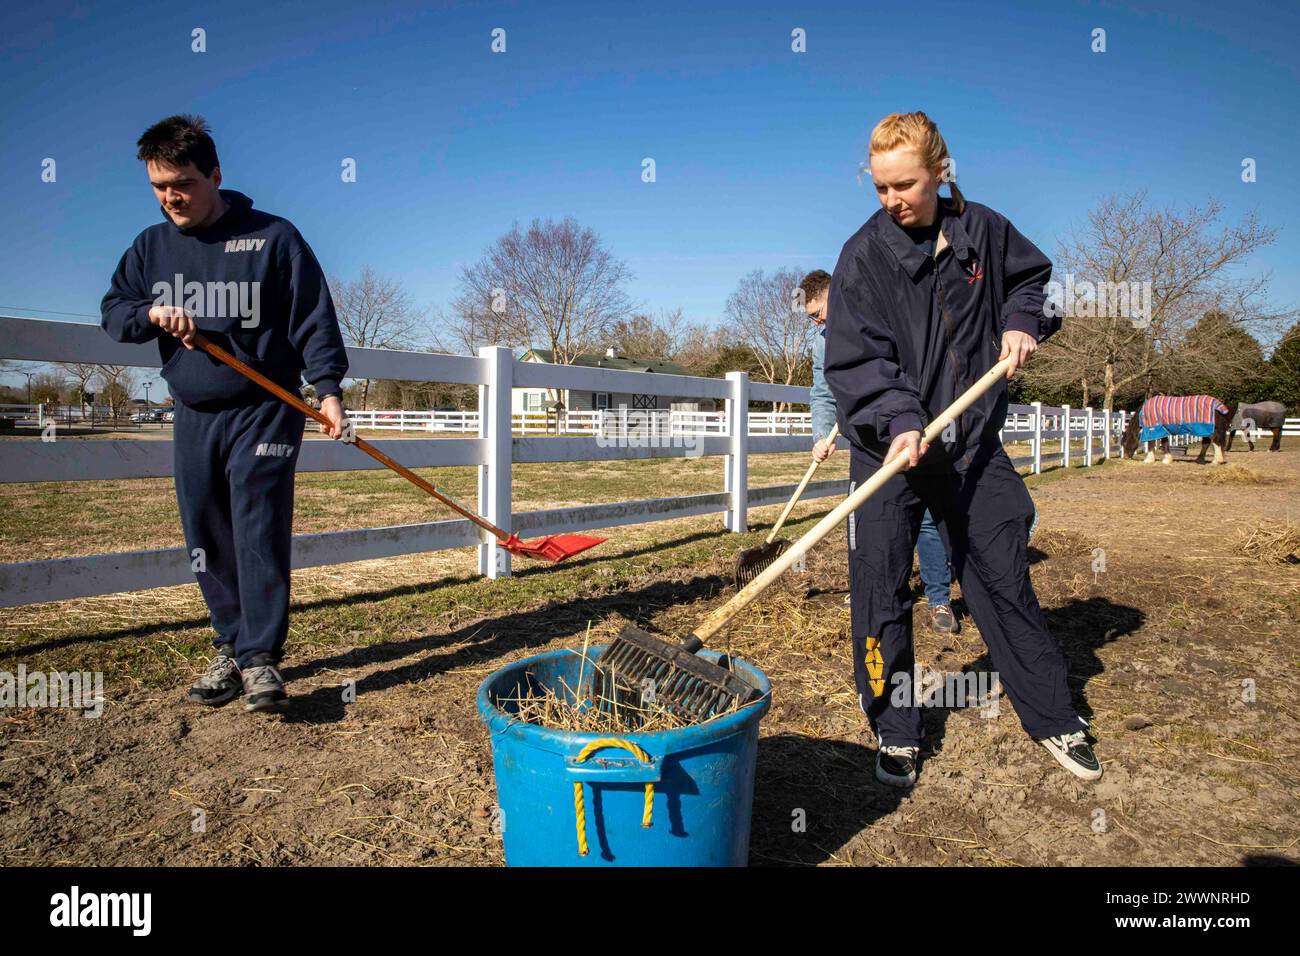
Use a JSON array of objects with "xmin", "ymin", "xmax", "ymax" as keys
[
  {"xmin": 331, "ymin": 267, "xmax": 428, "ymax": 409},
  {"xmin": 58, "ymin": 362, "xmax": 100, "ymax": 416},
  {"xmin": 448, "ymin": 217, "xmax": 633, "ymax": 366},
  {"xmin": 95, "ymin": 365, "xmax": 136, "ymax": 418},
  {"xmin": 723, "ymin": 267, "xmax": 813, "ymax": 411},
  {"xmin": 671, "ymin": 322, "xmax": 731, "ymax": 377},
  {"xmin": 1022, "ymin": 192, "xmax": 1288, "ymax": 412},
  {"xmin": 608, "ymin": 308, "xmax": 689, "ymax": 360}
]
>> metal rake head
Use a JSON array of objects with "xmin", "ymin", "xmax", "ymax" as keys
[
  {"xmin": 732, "ymin": 538, "xmax": 790, "ymax": 588},
  {"xmin": 591, "ymin": 624, "xmax": 764, "ymax": 724}
]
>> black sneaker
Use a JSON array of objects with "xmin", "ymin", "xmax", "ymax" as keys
[
  {"xmin": 930, "ymin": 604, "xmax": 959, "ymax": 635},
  {"xmin": 242, "ymin": 654, "xmax": 289, "ymax": 714},
  {"xmin": 187, "ymin": 646, "xmax": 242, "ymax": 706},
  {"xmin": 1038, "ymin": 729, "xmax": 1103, "ymax": 780},
  {"xmin": 875, "ymin": 743, "xmax": 920, "ymax": 788}
]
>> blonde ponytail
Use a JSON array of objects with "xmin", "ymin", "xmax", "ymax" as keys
[{"xmin": 869, "ymin": 111, "xmax": 965, "ymax": 215}]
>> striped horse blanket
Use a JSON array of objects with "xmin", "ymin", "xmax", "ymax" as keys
[{"xmin": 1139, "ymin": 394, "xmax": 1229, "ymax": 443}]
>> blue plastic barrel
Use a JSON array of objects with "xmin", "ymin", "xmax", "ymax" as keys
[{"xmin": 477, "ymin": 645, "xmax": 771, "ymax": 866}]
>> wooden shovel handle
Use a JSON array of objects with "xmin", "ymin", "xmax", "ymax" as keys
[
  {"xmin": 188, "ymin": 331, "xmax": 508, "ymax": 542},
  {"xmin": 692, "ymin": 358, "xmax": 1013, "ymax": 645},
  {"xmin": 765, "ymin": 422, "xmax": 839, "ymax": 545}
]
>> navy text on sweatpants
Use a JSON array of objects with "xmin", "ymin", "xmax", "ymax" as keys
[
  {"xmin": 174, "ymin": 399, "xmax": 305, "ymax": 667},
  {"xmin": 847, "ymin": 440, "xmax": 1084, "ymax": 746}
]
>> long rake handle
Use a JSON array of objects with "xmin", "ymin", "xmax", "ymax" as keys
[
  {"xmin": 189, "ymin": 332, "xmax": 509, "ymax": 543},
  {"xmin": 765, "ymin": 422, "xmax": 839, "ymax": 545},
  {"xmin": 691, "ymin": 358, "xmax": 1013, "ymax": 647}
]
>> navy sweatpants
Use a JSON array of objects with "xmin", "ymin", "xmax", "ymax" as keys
[
  {"xmin": 847, "ymin": 441, "xmax": 1085, "ymax": 746},
  {"xmin": 173, "ymin": 399, "xmax": 305, "ymax": 667}
]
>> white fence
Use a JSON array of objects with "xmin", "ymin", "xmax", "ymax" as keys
[
  {"xmin": 335, "ymin": 408, "xmax": 810, "ymax": 436},
  {"xmin": 2, "ymin": 403, "xmax": 118, "ymax": 426},
  {"xmin": 0, "ymin": 314, "xmax": 1275, "ymax": 608},
  {"xmin": 0, "ymin": 316, "xmax": 841, "ymax": 608}
]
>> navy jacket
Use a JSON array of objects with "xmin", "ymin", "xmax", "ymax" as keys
[
  {"xmin": 824, "ymin": 198, "xmax": 1058, "ymax": 469},
  {"xmin": 101, "ymin": 189, "xmax": 348, "ymax": 409}
]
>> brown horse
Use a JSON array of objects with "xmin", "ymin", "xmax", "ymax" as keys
[{"xmin": 1119, "ymin": 396, "xmax": 1235, "ymax": 464}]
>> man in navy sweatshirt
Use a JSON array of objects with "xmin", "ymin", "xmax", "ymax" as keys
[{"xmin": 101, "ymin": 114, "xmax": 349, "ymax": 714}]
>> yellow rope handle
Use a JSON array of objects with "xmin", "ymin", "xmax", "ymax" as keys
[{"xmin": 572, "ymin": 737, "xmax": 654, "ymax": 857}]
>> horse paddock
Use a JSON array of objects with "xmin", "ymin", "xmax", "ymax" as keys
[{"xmin": 1, "ymin": 445, "xmax": 1297, "ymax": 867}]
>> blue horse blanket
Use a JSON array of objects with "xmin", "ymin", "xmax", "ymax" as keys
[{"xmin": 1139, "ymin": 395, "xmax": 1229, "ymax": 443}]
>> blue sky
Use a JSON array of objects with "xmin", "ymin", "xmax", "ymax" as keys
[{"xmin": 1, "ymin": 0, "xmax": 1297, "ymax": 393}]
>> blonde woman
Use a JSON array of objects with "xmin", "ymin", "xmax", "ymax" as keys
[{"xmin": 824, "ymin": 111, "xmax": 1100, "ymax": 786}]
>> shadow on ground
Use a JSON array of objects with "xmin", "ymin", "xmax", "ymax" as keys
[
  {"xmin": 749, "ymin": 733, "xmax": 901, "ymax": 866},
  {"xmin": 2, "ymin": 527, "xmax": 737, "ymax": 660},
  {"xmin": 278, "ymin": 570, "xmax": 732, "ymax": 724}
]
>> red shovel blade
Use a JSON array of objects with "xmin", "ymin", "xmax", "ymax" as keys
[{"xmin": 501, "ymin": 533, "xmax": 606, "ymax": 562}]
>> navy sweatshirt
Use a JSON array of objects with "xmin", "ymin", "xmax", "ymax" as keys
[
  {"xmin": 824, "ymin": 198, "xmax": 1059, "ymax": 469},
  {"xmin": 101, "ymin": 189, "xmax": 348, "ymax": 409}
]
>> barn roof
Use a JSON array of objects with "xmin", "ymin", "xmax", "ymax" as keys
[{"xmin": 523, "ymin": 348, "xmax": 690, "ymax": 377}]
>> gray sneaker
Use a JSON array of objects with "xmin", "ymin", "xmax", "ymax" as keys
[
  {"xmin": 930, "ymin": 604, "xmax": 959, "ymax": 635},
  {"xmin": 187, "ymin": 647, "xmax": 242, "ymax": 707},
  {"xmin": 242, "ymin": 655, "xmax": 289, "ymax": 713}
]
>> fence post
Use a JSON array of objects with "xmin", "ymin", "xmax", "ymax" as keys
[
  {"xmin": 1103, "ymin": 407, "xmax": 1112, "ymax": 459},
  {"xmin": 724, "ymin": 371, "xmax": 749, "ymax": 533},
  {"xmin": 1084, "ymin": 407, "xmax": 1095, "ymax": 466},
  {"xmin": 1031, "ymin": 401, "xmax": 1043, "ymax": 474},
  {"xmin": 1061, "ymin": 403, "xmax": 1071, "ymax": 468},
  {"xmin": 477, "ymin": 345, "xmax": 513, "ymax": 579}
]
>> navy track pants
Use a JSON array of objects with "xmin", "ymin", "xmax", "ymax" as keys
[
  {"xmin": 173, "ymin": 399, "xmax": 305, "ymax": 667},
  {"xmin": 847, "ymin": 442, "xmax": 1085, "ymax": 746}
]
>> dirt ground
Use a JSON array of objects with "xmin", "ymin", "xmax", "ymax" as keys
[{"xmin": 1, "ymin": 446, "xmax": 1297, "ymax": 867}]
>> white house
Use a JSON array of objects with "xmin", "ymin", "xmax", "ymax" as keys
[{"xmin": 512, "ymin": 347, "xmax": 716, "ymax": 414}]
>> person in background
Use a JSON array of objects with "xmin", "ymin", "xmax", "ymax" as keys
[{"xmin": 803, "ymin": 269, "xmax": 958, "ymax": 634}]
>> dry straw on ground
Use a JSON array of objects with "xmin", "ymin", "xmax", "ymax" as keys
[
  {"xmin": 1202, "ymin": 464, "xmax": 1270, "ymax": 485},
  {"xmin": 1236, "ymin": 519, "xmax": 1300, "ymax": 565},
  {"xmin": 1029, "ymin": 528, "xmax": 1100, "ymax": 557}
]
